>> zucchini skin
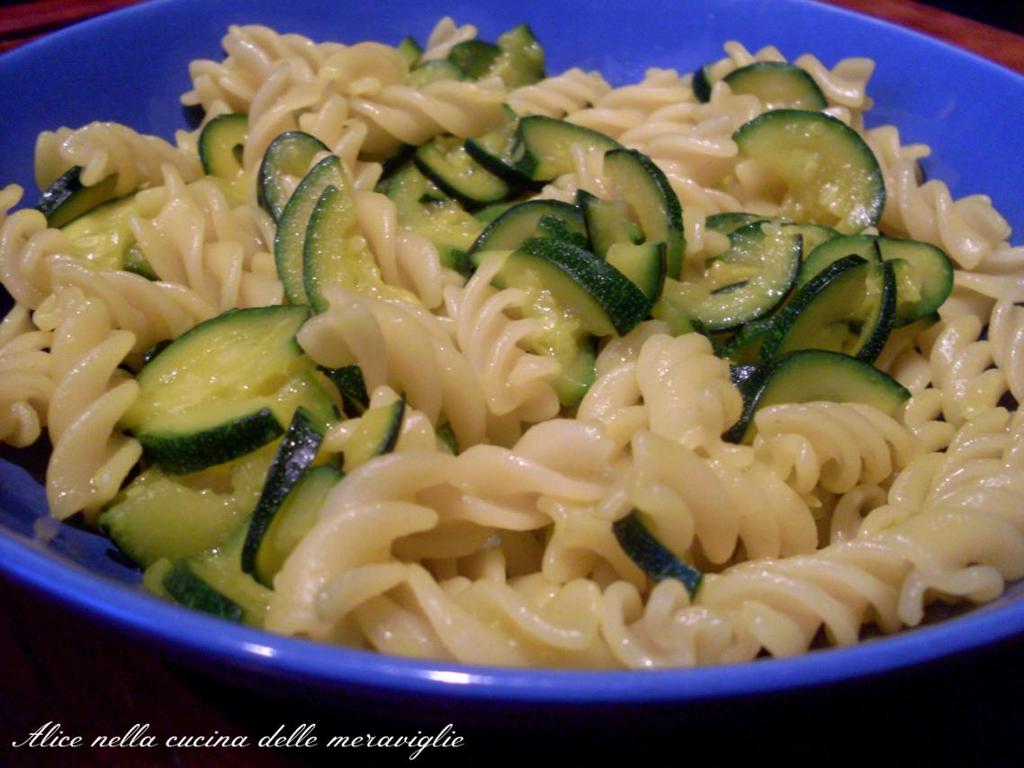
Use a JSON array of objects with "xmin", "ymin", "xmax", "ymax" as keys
[
  {"xmin": 242, "ymin": 408, "xmax": 326, "ymax": 586},
  {"xmin": 760, "ymin": 254, "xmax": 895, "ymax": 364},
  {"xmin": 163, "ymin": 561, "xmax": 244, "ymax": 622},
  {"xmin": 613, "ymin": 511, "xmax": 703, "ymax": 597},
  {"xmin": 258, "ymin": 130, "xmax": 331, "ymax": 221},
  {"xmin": 723, "ymin": 349, "xmax": 910, "ymax": 443},
  {"xmin": 37, "ymin": 166, "xmax": 120, "ymax": 228},
  {"xmin": 139, "ymin": 407, "xmax": 285, "ymax": 475},
  {"xmin": 469, "ymin": 199, "xmax": 586, "ymax": 263}
]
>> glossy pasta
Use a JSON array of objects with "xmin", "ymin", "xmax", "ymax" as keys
[{"xmin": 1, "ymin": 17, "xmax": 1022, "ymax": 670}]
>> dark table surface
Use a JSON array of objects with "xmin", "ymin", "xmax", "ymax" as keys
[{"xmin": 1, "ymin": 1, "xmax": 1023, "ymax": 766}]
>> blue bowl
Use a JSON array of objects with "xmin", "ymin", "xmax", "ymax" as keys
[{"xmin": 2, "ymin": 0, "xmax": 1023, "ymax": 705}]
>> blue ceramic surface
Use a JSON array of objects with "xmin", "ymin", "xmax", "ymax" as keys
[{"xmin": 1, "ymin": 0, "xmax": 1023, "ymax": 704}]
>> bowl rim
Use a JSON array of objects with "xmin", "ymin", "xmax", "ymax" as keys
[{"xmin": 1, "ymin": 0, "xmax": 1023, "ymax": 704}]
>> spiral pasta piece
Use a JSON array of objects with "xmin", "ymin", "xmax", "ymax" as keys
[
  {"xmin": 41, "ymin": 288, "xmax": 142, "ymax": 521},
  {"xmin": 35, "ymin": 122, "xmax": 201, "ymax": 195}
]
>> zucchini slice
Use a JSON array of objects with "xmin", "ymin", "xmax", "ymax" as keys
[
  {"xmin": 760, "ymin": 254, "xmax": 896, "ymax": 363},
  {"xmin": 469, "ymin": 199, "xmax": 586, "ymax": 265},
  {"xmin": 163, "ymin": 560, "xmax": 245, "ymax": 622},
  {"xmin": 249, "ymin": 464, "xmax": 341, "ymax": 587},
  {"xmin": 692, "ymin": 64, "xmax": 716, "ymax": 103},
  {"xmin": 511, "ymin": 116, "xmax": 621, "ymax": 182},
  {"xmin": 465, "ymin": 106, "xmax": 533, "ymax": 186},
  {"xmin": 603, "ymin": 148, "xmax": 685, "ymax": 278},
  {"xmin": 37, "ymin": 166, "xmax": 120, "ymax": 228},
  {"xmin": 384, "ymin": 163, "xmax": 483, "ymax": 275},
  {"xmin": 396, "ymin": 36, "xmax": 422, "ymax": 69},
  {"xmin": 241, "ymin": 408, "xmax": 326, "ymax": 586},
  {"xmin": 198, "ymin": 113, "xmax": 247, "ymax": 182},
  {"xmin": 579, "ymin": 190, "xmax": 640, "ymax": 258},
  {"xmin": 408, "ymin": 59, "xmax": 465, "ymax": 87},
  {"xmin": 723, "ymin": 62, "xmax": 827, "ymax": 110},
  {"xmin": 606, "ymin": 241, "xmax": 667, "ymax": 302},
  {"xmin": 59, "ymin": 194, "xmax": 155, "ymax": 275},
  {"xmin": 705, "ymin": 211, "xmax": 766, "ymax": 236},
  {"xmin": 724, "ymin": 349, "xmax": 910, "ymax": 443},
  {"xmin": 304, "ymin": 184, "xmax": 413, "ymax": 312},
  {"xmin": 414, "ymin": 134, "xmax": 514, "ymax": 207},
  {"xmin": 798, "ymin": 235, "xmax": 953, "ymax": 326},
  {"xmin": 323, "ymin": 364, "xmax": 370, "ymax": 417},
  {"xmin": 258, "ymin": 130, "xmax": 330, "ymax": 221},
  {"xmin": 448, "ymin": 40, "xmax": 501, "ymax": 79},
  {"xmin": 613, "ymin": 511, "xmax": 703, "ymax": 597},
  {"xmin": 121, "ymin": 306, "xmax": 336, "ymax": 473},
  {"xmin": 505, "ymin": 237, "xmax": 651, "ymax": 337},
  {"xmin": 733, "ymin": 110, "xmax": 885, "ymax": 234},
  {"xmin": 342, "ymin": 398, "xmax": 406, "ymax": 472},
  {"xmin": 653, "ymin": 220, "xmax": 802, "ymax": 332},
  {"xmin": 721, "ymin": 316, "xmax": 776, "ymax": 365},
  {"xmin": 488, "ymin": 24, "xmax": 546, "ymax": 88},
  {"xmin": 97, "ymin": 450, "xmax": 270, "ymax": 573},
  {"xmin": 275, "ymin": 154, "xmax": 348, "ymax": 305},
  {"xmin": 163, "ymin": 518, "xmax": 271, "ymax": 625}
]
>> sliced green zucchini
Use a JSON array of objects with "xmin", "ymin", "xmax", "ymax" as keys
[
  {"xmin": 465, "ymin": 106, "xmax": 533, "ymax": 186},
  {"xmin": 579, "ymin": 190, "xmax": 640, "ymax": 258},
  {"xmin": 653, "ymin": 220, "xmax": 801, "ymax": 332},
  {"xmin": 241, "ymin": 408, "xmax": 326, "ymax": 585},
  {"xmin": 448, "ymin": 40, "xmax": 501, "ymax": 79},
  {"xmin": 100, "ymin": 468, "xmax": 242, "ymax": 569},
  {"xmin": 723, "ymin": 349, "xmax": 911, "ymax": 443},
  {"xmin": 198, "ymin": 113, "xmax": 247, "ymax": 181},
  {"xmin": 613, "ymin": 511, "xmax": 703, "ymax": 597},
  {"xmin": 505, "ymin": 237, "xmax": 651, "ymax": 337},
  {"xmin": 121, "ymin": 306, "xmax": 336, "ymax": 473},
  {"xmin": 796, "ymin": 234, "xmax": 878, "ymax": 289},
  {"xmin": 275, "ymin": 154, "xmax": 347, "ymax": 305},
  {"xmin": 723, "ymin": 62, "xmax": 827, "ymax": 110},
  {"xmin": 721, "ymin": 316, "xmax": 776, "ymax": 365},
  {"xmin": 692, "ymin": 64, "xmax": 715, "ymax": 103},
  {"xmin": 397, "ymin": 36, "xmax": 422, "ymax": 69},
  {"xmin": 786, "ymin": 222, "xmax": 838, "ymax": 259},
  {"xmin": 37, "ymin": 166, "xmax": 121, "ymax": 228},
  {"xmin": 323, "ymin": 364, "xmax": 369, "ymax": 417},
  {"xmin": 511, "ymin": 116, "xmax": 621, "ymax": 182},
  {"xmin": 799, "ymin": 235, "xmax": 952, "ymax": 326},
  {"xmin": 760, "ymin": 254, "xmax": 895, "ymax": 363},
  {"xmin": 468, "ymin": 199, "xmax": 586, "ymax": 265},
  {"xmin": 882, "ymin": 239, "xmax": 953, "ymax": 324},
  {"xmin": 59, "ymin": 195, "xmax": 151, "ymax": 273},
  {"xmin": 123, "ymin": 244, "xmax": 158, "ymax": 280},
  {"xmin": 163, "ymin": 560, "xmax": 244, "ymax": 622},
  {"xmin": 705, "ymin": 211, "xmax": 766, "ymax": 236},
  {"xmin": 384, "ymin": 163, "xmax": 482, "ymax": 275},
  {"xmin": 249, "ymin": 464, "xmax": 341, "ymax": 587},
  {"xmin": 304, "ymin": 184, "xmax": 414, "ymax": 312},
  {"xmin": 342, "ymin": 397, "xmax": 405, "ymax": 472},
  {"xmin": 436, "ymin": 423, "xmax": 458, "ymax": 454},
  {"xmin": 414, "ymin": 134, "xmax": 514, "ymax": 207},
  {"xmin": 258, "ymin": 131, "xmax": 330, "ymax": 221},
  {"xmin": 552, "ymin": 340, "xmax": 597, "ymax": 409},
  {"xmin": 165, "ymin": 518, "xmax": 271, "ymax": 625},
  {"xmin": 606, "ymin": 241, "xmax": 667, "ymax": 302},
  {"xmin": 603, "ymin": 148, "xmax": 685, "ymax": 278},
  {"xmin": 473, "ymin": 201, "xmax": 516, "ymax": 224},
  {"xmin": 733, "ymin": 110, "xmax": 885, "ymax": 234},
  {"xmin": 489, "ymin": 24, "xmax": 546, "ymax": 88},
  {"xmin": 408, "ymin": 60, "xmax": 465, "ymax": 87}
]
